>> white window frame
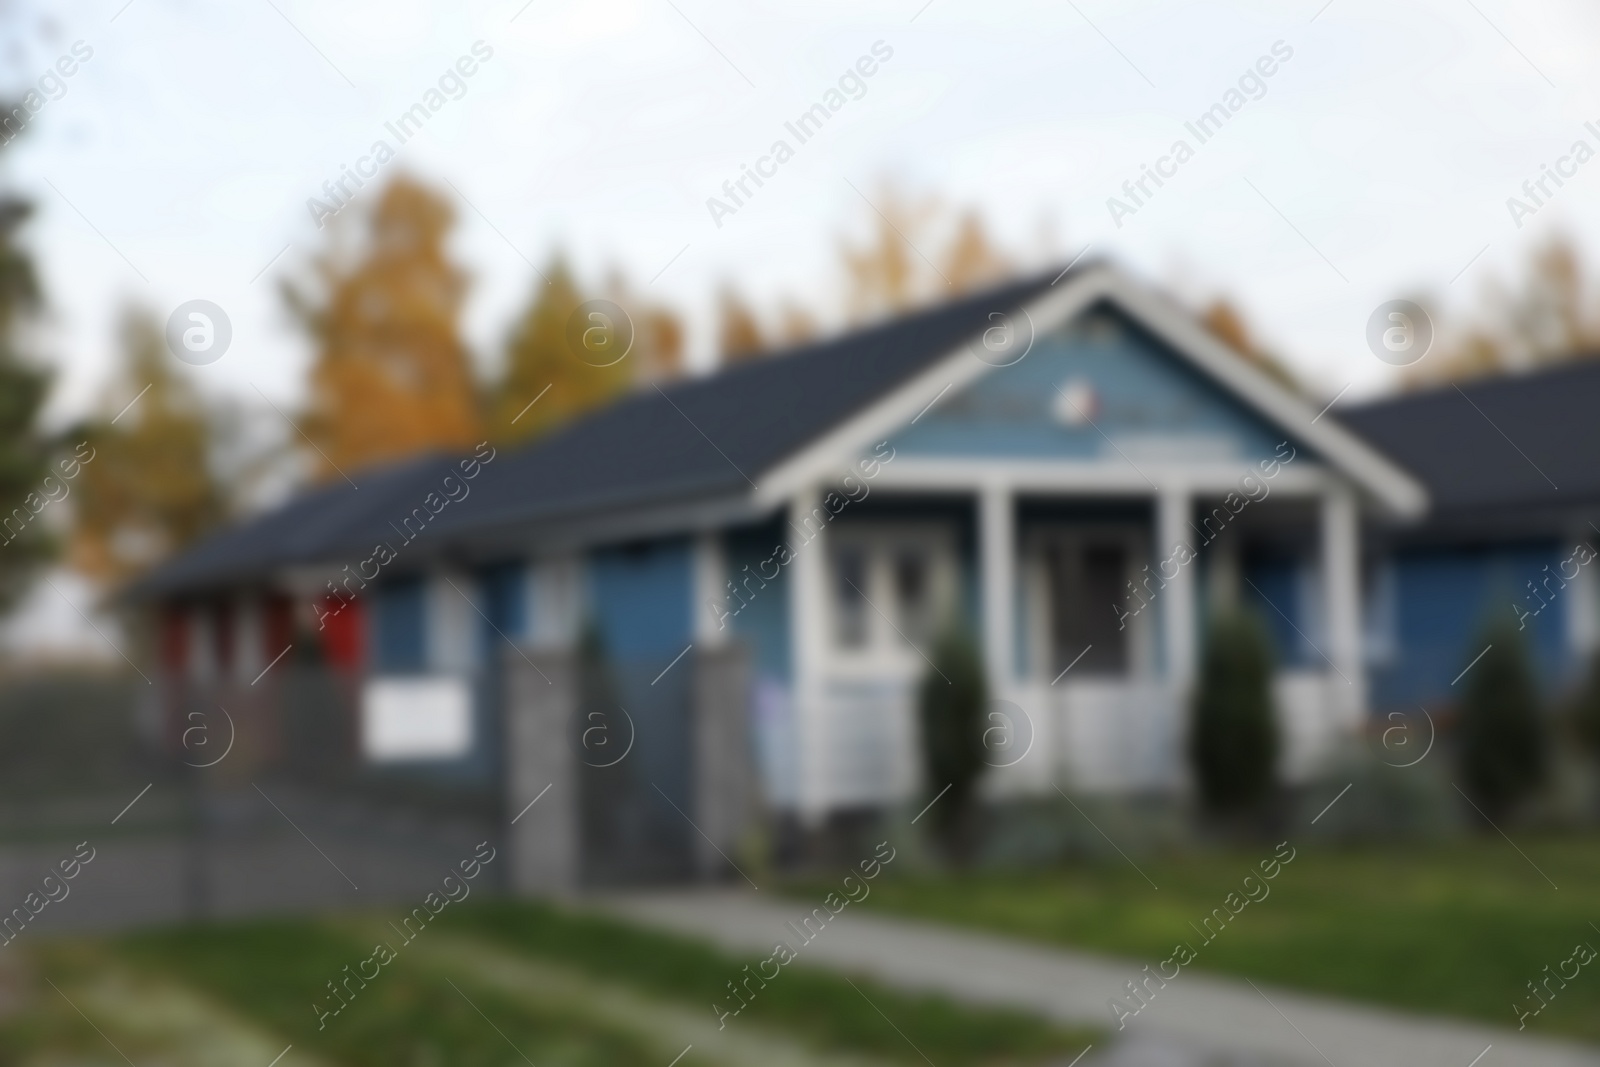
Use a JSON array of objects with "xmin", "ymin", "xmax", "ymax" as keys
[{"xmin": 825, "ymin": 522, "xmax": 959, "ymax": 680}]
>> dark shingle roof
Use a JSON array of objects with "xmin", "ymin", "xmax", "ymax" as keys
[
  {"xmin": 130, "ymin": 269, "xmax": 1067, "ymax": 600},
  {"xmin": 1339, "ymin": 359, "xmax": 1600, "ymax": 517},
  {"xmin": 123, "ymin": 453, "xmax": 463, "ymax": 599}
]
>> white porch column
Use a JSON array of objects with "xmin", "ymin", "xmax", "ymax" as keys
[
  {"xmin": 1157, "ymin": 486, "xmax": 1197, "ymax": 692},
  {"xmin": 1567, "ymin": 527, "xmax": 1600, "ymax": 664},
  {"xmin": 429, "ymin": 570, "xmax": 476, "ymax": 673},
  {"xmin": 693, "ymin": 531, "xmax": 729, "ymax": 649},
  {"xmin": 1321, "ymin": 484, "xmax": 1365, "ymax": 722},
  {"xmin": 978, "ymin": 483, "xmax": 1016, "ymax": 693},
  {"xmin": 789, "ymin": 488, "xmax": 830, "ymax": 824},
  {"xmin": 233, "ymin": 594, "xmax": 263, "ymax": 685}
]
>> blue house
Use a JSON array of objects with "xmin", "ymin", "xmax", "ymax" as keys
[{"xmin": 131, "ymin": 263, "xmax": 1599, "ymax": 880}]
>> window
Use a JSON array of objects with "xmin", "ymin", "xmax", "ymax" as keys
[
  {"xmin": 374, "ymin": 577, "xmax": 428, "ymax": 672},
  {"xmin": 833, "ymin": 547, "xmax": 869, "ymax": 649},
  {"xmin": 893, "ymin": 550, "xmax": 933, "ymax": 646}
]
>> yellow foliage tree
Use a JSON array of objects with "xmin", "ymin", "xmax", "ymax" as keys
[
  {"xmin": 941, "ymin": 210, "xmax": 1012, "ymax": 294},
  {"xmin": 840, "ymin": 183, "xmax": 942, "ymax": 322},
  {"xmin": 72, "ymin": 308, "xmax": 224, "ymax": 583},
  {"xmin": 488, "ymin": 257, "xmax": 634, "ymax": 446},
  {"xmin": 1406, "ymin": 235, "xmax": 1600, "ymax": 388},
  {"xmin": 285, "ymin": 175, "xmax": 482, "ymax": 479},
  {"xmin": 1199, "ymin": 298, "xmax": 1304, "ymax": 395},
  {"xmin": 718, "ymin": 286, "xmax": 766, "ymax": 364},
  {"xmin": 605, "ymin": 269, "xmax": 686, "ymax": 385},
  {"xmin": 839, "ymin": 185, "xmax": 1019, "ymax": 325}
]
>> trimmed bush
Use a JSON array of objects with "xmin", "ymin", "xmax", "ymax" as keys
[
  {"xmin": 917, "ymin": 626, "xmax": 988, "ymax": 848},
  {"xmin": 1570, "ymin": 650, "xmax": 1600, "ymax": 758},
  {"xmin": 1458, "ymin": 620, "xmax": 1547, "ymax": 820},
  {"xmin": 1189, "ymin": 608, "xmax": 1279, "ymax": 815}
]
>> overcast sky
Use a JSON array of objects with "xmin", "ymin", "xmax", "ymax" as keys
[{"xmin": 6, "ymin": 0, "xmax": 1600, "ymax": 428}]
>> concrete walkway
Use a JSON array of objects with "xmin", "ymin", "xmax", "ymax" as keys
[{"xmin": 597, "ymin": 890, "xmax": 1600, "ymax": 1067}]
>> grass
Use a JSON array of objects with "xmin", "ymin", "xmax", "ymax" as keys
[
  {"xmin": 825, "ymin": 834, "xmax": 1600, "ymax": 1042},
  {"xmin": 0, "ymin": 899, "xmax": 1094, "ymax": 1066},
  {"xmin": 440, "ymin": 899, "xmax": 1091, "ymax": 1063}
]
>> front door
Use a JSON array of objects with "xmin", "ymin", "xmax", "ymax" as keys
[{"xmin": 1043, "ymin": 535, "xmax": 1133, "ymax": 676}]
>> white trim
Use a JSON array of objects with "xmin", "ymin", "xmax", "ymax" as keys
[
  {"xmin": 693, "ymin": 531, "xmax": 729, "ymax": 648},
  {"xmin": 1157, "ymin": 486, "xmax": 1197, "ymax": 689},
  {"xmin": 428, "ymin": 571, "xmax": 475, "ymax": 673},
  {"xmin": 1566, "ymin": 527, "xmax": 1599, "ymax": 661},
  {"xmin": 1099, "ymin": 271, "xmax": 1426, "ymax": 519},
  {"xmin": 788, "ymin": 488, "xmax": 831, "ymax": 824},
  {"xmin": 979, "ymin": 484, "xmax": 1017, "ymax": 690},
  {"xmin": 752, "ymin": 264, "xmax": 1427, "ymax": 519},
  {"xmin": 873, "ymin": 455, "xmax": 1335, "ymax": 495},
  {"xmin": 529, "ymin": 554, "xmax": 582, "ymax": 651},
  {"xmin": 1320, "ymin": 485, "xmax": 1366, "ymax": 722},
  {"xmin": 234, "ymin": 594, "xmax": 264, "ymax": 684},
  {"xmin": 752, "ymin": 277, "xmax": 1106, "ymax": 509},
  {"xmin": 824, "ymin": 521, "xmax": 958, "ymax": 673}
]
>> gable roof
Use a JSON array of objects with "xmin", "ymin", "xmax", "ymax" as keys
[
  {"xmin": 428, "ymin": 268, "xmax": 1068, "ymax": 537},
  {"xmin": 746, "ymin": 264, "xmax": 1429, "ymax": 517},
  {"xmin": 1339, "ymin": 360, "xmax": 1600, "ymax": 519},
  {"xmin": 129, "ymin": 262, "xmax": 1429, "ymax": 601},
  {"xmin": 128, "ymin": 269, "xmax": 1066, "ymax": 600}
]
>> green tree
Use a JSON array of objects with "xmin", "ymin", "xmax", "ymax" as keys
[
  {"xmin": 1458, "ymin": 621, "xmax": 1547, "ymax": 820},
  {"xmin": 71, "ymin": 308, "xmax": 224, "ymax": 583},
  {"xmin": 1189, "ymin": 608, "xmax": 1279, "ymax": 816},
  {"xmin": 917, "ymin": 626, "xmax": 987, "ymax": 856},
  {"xmin": 0, "ymin": 190, "xmax": 50, "ymax": 608},
  {"xmin": 488, "ymin": 257, "xmax": 631, "ymax": 446}
]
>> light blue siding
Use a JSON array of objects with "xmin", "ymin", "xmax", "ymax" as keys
[
  {"xmin": 1241, "ymin": 550, "xmax": 1320, "ymax": 670},
  {"xmin": 892, "ymin": 304, "xmax": 1302, "ymax": 465},
  {"xmin": 588, "ymin": 538, "xmax": 694, "ymax": 659},
  {"xmin": 475, "ymin": 561, "xmax": 527, "ymax": 665},
  {"xmin": 1368, "ymin": 542, "xmax": 1567, "ymax": 709},
  {"xmin": 373, "ymin": 577, "xmax": 427, "ymax": 672}
]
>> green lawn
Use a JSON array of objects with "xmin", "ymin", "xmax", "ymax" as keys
[
  {"xmin": 827, "ymin": 835, "xmax": 1600, "ymax": 1041},
  {"xmin": 1, "ymin": 899, "xmax": 1094, "ymax": 1067}
]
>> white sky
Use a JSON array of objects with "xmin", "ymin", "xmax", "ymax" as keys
[{"xmin": 7, "ymin": 0, "xmax": 1600, "ymax": 430}]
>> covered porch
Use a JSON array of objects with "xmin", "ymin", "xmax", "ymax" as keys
[{"xmin": 773, "ymin": 458, "xmax": 1367, "ymax": 819}]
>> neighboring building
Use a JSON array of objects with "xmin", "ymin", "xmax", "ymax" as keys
[
  {"xmin": 127, "ymin": 263, "xmax": 1599, "ymax": 882},
  {"xmin": 1342, "ymin": 361, "xmax": 1600, "ymax": 710}
]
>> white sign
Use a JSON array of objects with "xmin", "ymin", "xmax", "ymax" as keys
[{"xmin": 361, "ymin": 676, "xmax": 472, "ymax": 762}]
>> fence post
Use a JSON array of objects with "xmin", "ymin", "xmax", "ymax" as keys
[
  {"xmin": 503, "ymin": 647, "xmax": 580, "ymax": 894},
  {"xmin": 692, "ymin": 643, "xmax": 757, "ymax": 881}
]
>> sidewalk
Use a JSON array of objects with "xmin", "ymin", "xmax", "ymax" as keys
[{"xmin": 596, "ymin": 890, "xmax": 1600, "ymax": 1067}]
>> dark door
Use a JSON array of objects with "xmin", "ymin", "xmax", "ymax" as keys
[{"xmin": 1046, "ymin": 539, "xmax": 1130, "ymax": 675}]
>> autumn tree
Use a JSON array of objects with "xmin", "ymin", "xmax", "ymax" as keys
[
  {"xmin": 1407, "ymin": 234, "xmax": 1600, "ymax": 388},
  {"xmin": 71, "ymin": 308, "xmax": 224, "ymax": 583},
  {"xmin": 0, "ymin": 187, "xmax": 50, "ymax": 608},
  {"xmin": 285, "ymin": 175, "xmax": 481, "ymax": 479},
  {"xmin": 839, "ymin": 183, "xmax": 1020, "ymax": 325},
  {"xmin": 941, "ymin": 210, "xmax": 1011, "ymax": 294},
  {"xmin": 776, "ymin": 299, "xmax": 818, "ymax": 345},
  {"xmin": 840, "ymin": 182, "xmax": 942, "ymax": 322},
  {"xmin": 1200, "ymin": 298, "xmax": 1304, "ymax": 395},
  {"xmin": 605, "ymin": 269, "xmax": 685, "ymax": 385},
  {"xmin": 717, "ymin": 286, "xmax": 765, "ymax": 364},
  {"xmin": 488, "ymin": 257, "xmax": 633, "ymax": 446}
]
